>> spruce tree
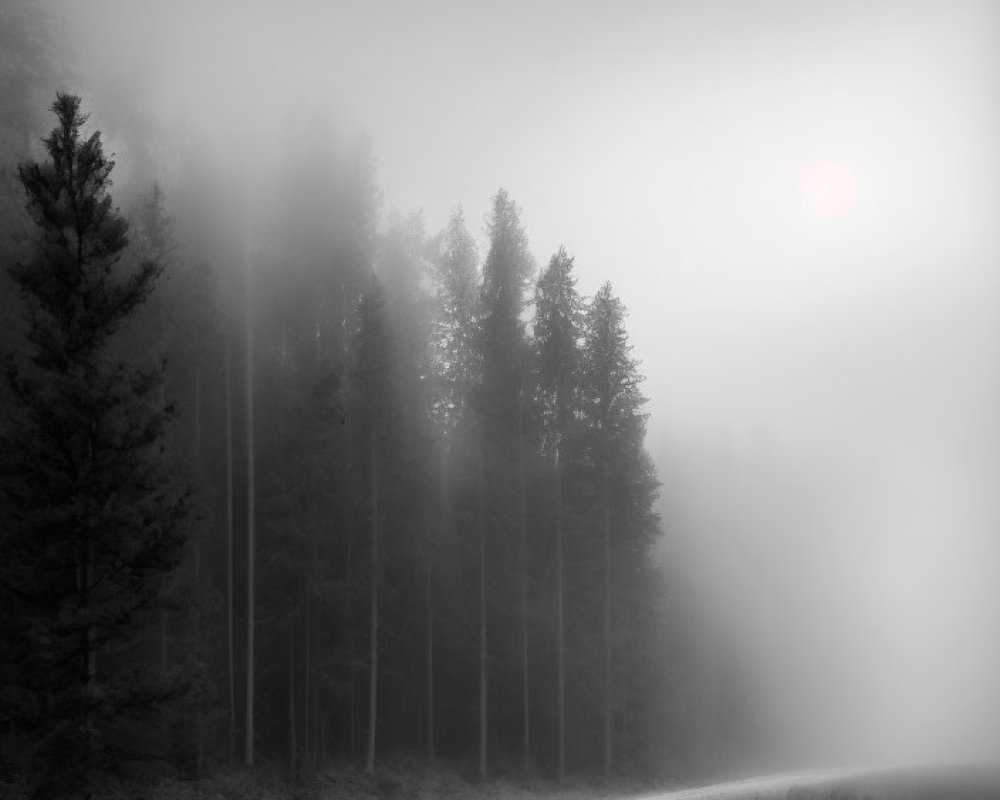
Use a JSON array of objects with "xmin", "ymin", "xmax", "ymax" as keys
[
  {"xmin": 348, "ymin": 276, "xmax": 394, "ymax": 774},
  {"xmin": 0, "ymin": 94, "xmax": 188, "ymax": 797},
  {"xmin": 476, "ymin": 189, "xmax": 534, "ymax": 776},
  {"xmin": 580, "ymin": 282, "xmax": 658, "ymax": 777},
  {"xmin": 534, "ymin": 246, "xmax": 582, "ymax": 782},
  {"xmin": 431, "ymin": 207, "xmax": 479, "ymax": 422}
]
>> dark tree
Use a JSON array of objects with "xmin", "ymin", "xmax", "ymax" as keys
[
  {"xmin": 475, "ymin": 189, "xmax": 535, "ymax": 776},
  {"xmin": 427, "ymin": 207, "xmax": 479, "ymax": 764},
  {"xmin": 580, "ymin": 282, "xmax": 658, "ymax": 777},
  {"xmin": 348, "ymin": 276, "xmax": 393, "ymax": 775},
  {"xmin": 0, "ymin": 94, "xmax": 189, "ymax": 797},
  {"xmin": 533, "ymin": 246, "xmax": 583, "ymax": 782}
]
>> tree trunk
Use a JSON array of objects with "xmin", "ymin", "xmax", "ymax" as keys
[
  {"xmin": 159, "ymin": 610, "xmax": 168, "ymax": 675},
  {"xmin": 518, "ymin": 388, "xmax": 529, "ymax": 774},
  {"xmin": 346, "ymin": 383, "xmax": 357, "ymax": 762},
  {"xmin": 478, "ymin": 441, "xmax": 487, "ymax": 779},
  {"xmin": 303, "ymin": 581, "xmax": 311, "ymax": 769},
  {"xmin": 318, "ymin": 706, "xmax": 326, "ymax": 767},
  {"xmin": 81, "ymin": 545, "xmax": 97, "ymax": 782},
  {"xmin": 426, "ymin": 526, "xmax": 435, "ymax": 761},
  {"xmin": 244, "ymin": 230, "xmax": 256, "ymax": 769},
  {"xmin": 289, "ymin": 624, "xmax": 297, "ymax": 784},
  {"xmin": 194, "ymin": 368, "xmax": 204, "ymax": 778},
  {"xmin": 427, "ymin": 442, "xmax": 449, "ymax": 765},
  {"xmin": 621, "ymin": 630, "xmax": 634, "ymax": 757},
  {"xmin": 425, "ymin": 562, "xmax": 434, "ymax": 763},
  {"xmin": 158, "ymin": 376, "xmax": 170, "ymax": 686},
  {"xmin": 555, "ymin": 448, "xmax": 566, "ymax": 784},
  {"xmin": 82, "ymin": 425, "xmax": 98, "ymax": 779},
  {"xmin": 350, "ymin": 685, "xmax": 356, "ymax": 762},
  {"xmin": 347, "ymin": 511, "xmax": 356, "ymax": 763},
  {"xmin": 225, "ymin": 347, "xmax": 236, "ymax": 764},
  {"xmin": 602, "ymin": 457, "xmax": 612, "ymax": 779},
  {"xmin": 365, "ymin": 419, "xmax": 379, "ymax": 775}
]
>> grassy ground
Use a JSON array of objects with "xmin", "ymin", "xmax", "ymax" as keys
[
  {"xmin": 0, "ymin": 758, "xmax": 663, "ymax": 800},
  {"xmin": 5, "ymin": 760, "xmax": 998, "ymax": 799}
]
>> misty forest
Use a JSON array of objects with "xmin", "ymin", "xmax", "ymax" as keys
[{"xmin": 2, "ymin": 2, "xmax": 1000, "ymax": 800}]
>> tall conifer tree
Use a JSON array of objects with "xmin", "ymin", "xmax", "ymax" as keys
[
  {"xmin": 581, "ymin": 282, "xmax": 655, "ymax": 778},
  {"xmin": 476, "ymin": 189, "xmax": 534, "ymax": 776},
  {"xmin": 534, "ymin": 246, "xmax": 582, "ymax": 782},
  {"xmin": 0, "ymin": 94, "xmax": 188, "ymax": 797}
]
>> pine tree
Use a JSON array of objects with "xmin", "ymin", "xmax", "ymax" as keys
[
  {"xmin": 348, "ymin": 276, "xmax": 394, "ymax": 774},
  {"xmin": 476, "ymin": 189, "xmax": 534, "ymax": 776},
  {"xmin": 0, "ymin": 94, "xmax": 189, "ymax": 797},
  {"xmin": 428, "ymin": 207, "xmax": 479, "ymax": 764},
  {"xmin": 431, "ymin": 208, "xmax": 479, "ymax": 422},
  {"xmin": 580, "ymin": 282, "xmax": 657, "ymax": 778},
  {"xmin": 129, "ymin": 179, "xmax": 218, "ymax": 773},
  {"xmin": 534, "ymin": 246, "xmax": 582, "ymax": 782}
]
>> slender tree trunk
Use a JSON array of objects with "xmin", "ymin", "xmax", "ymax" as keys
[
  {"xmin": 305, "ymin": 484, "xmax": 320, "ymax": 770},
  {"xmin": 225, "ymin": 347, "xmax": 236, "ymax": 764},
  {"xmin": 160, "ymin": 610, "xmax": 168, "ymax": 674},
  {"xmin": 555, "ymin": 449, "xmax": 566, "ymax": 784},
  {"xmin": 427, "ymin": 442, "xmax": 449, "ymax": 765},
  {"xmin": 346, "ymin": 392, "xmax": 357, "ymax": 762},
  {"xmin": 244, "ymin": 228, "xmax": 256, "ymax": 769},
  {"xmin": 602, "ymin": 457, "xmax": 612, "ymax": 779},
  {"xmin": 156, "ymin": 302, "xmax": 169, "ymax": 713},
  {"xmin": 158, "ymin": 377, "xmax": 170, "ymax": 683},
  {"xmin": 478, "ymin": 441, "xmax": 487, "ymax": 779},
  {"xmin": 518, "ymin": 389, "xmax": 530, "ymax": 774},
  {"xmin": 425, "ymin": 562, "xmax": 434, "ymax": 762},
  {"xmin": 348, "ymin": 519, "xmax": 356, "ymax": 762},
  {"xmin": 426, "ymin": 517, "xmax": 435, "ymax": 761},
  {"xmin": 318, "ymin": 706, "xmax": 326, "ymax": 767},
  {"xmin": 621, "ymin": 633, "xmax": 634, "ymax": 752},
  {"xmin": 303, "ymin": 581, "xmax": 311, "ymax": 769},
  {"xmin": 81, "ymin": 545, "xmax": 97, "ymax": 781},
  {"xmin": 289, "ymin": 624, "xmax": 297, "ymax": 784},
  {"xmin": 350, "ymin": 686, "xmax": 356, "ymax": 762},
  {"xmin": 194, "ymin": 369, "xmax": 204, "ymax": 778},
  {"xmin": 365, "ymin": 419, "xmax": 379, "ymax": 775},
  {"xmin": 314, "ymin": 621, "xmax": 323, "ymax": 771}
]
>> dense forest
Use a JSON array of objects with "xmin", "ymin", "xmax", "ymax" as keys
[
  {"xmin": 0, "ymin": 5, "xmax": 731, "ymax": 797},
  {"xmin": 10, "ymin": 2, "xmax": 996, "ymax": 799}
]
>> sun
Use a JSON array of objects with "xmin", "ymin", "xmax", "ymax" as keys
[{"xmin": 799, "ymin": 161, "xmax": 859, "ymax": 219}]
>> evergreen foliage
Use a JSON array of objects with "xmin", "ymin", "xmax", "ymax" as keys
[
  {"xmin": 0, "ymin": 91, "xmax": 682, "ymax": 793},
  {"xmin": 0, "ymin": 94, "xmax": 189, "ymax": 797}
]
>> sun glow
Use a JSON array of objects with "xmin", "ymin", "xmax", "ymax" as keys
[{"xmin": 799, "ymin": 161, "xmax": 860, "ymax": 219}]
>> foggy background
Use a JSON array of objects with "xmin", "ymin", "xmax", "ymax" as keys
[{"xmin": 33, "ymin": 0, "xmax": 1000, "ymax": 771}]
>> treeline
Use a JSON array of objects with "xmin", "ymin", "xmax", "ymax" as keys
[
  {"xmin": 0, "ymin": 14, "xmax": 685, "ymax": 782},
  {"xmin": 148, "ymin": 123, "xmax": 668, "ymax": 778},
  {"xmin": 0, "ymin": 89, "xmax": 678, "ymax": 793}
]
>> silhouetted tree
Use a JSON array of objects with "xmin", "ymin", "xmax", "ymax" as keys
[
  {"xmin": 475, "ymin": 189, "xmax": 534, "ymax": 776},
  {"xmin": 580, "ymin": 282, "xmax": 658, "ymax": 778},
  {"xmin": 348, "ymin": 277, "xmax": 393, "ymax": 775},
  {"xmin": 0, "ymin": 94, "xmax": 189, "ymax": 798},
  {"xmin": 427, "ymin": 207, "xmax": 479, "ymax": 763},
  {"xmin": 534, "ymin": 247, "xmax": 583, "ymax": 782}
]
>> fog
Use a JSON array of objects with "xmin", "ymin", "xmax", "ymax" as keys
[{"xmin": 32, "ymin": 0, "xmax": 1000, "ymax": 774}]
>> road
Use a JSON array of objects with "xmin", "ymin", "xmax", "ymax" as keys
[
  {"xmin": 633, "ymin": 764, "xmax": 1000, "ymax": 800},
  {"xmin": 637, "ymin": 768, "xmax": 868, "ymax": 800}
]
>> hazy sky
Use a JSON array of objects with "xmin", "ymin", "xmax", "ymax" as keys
[{"xmin": 50, "ymin": 0, "xmax": 1000, "ymax": 767}]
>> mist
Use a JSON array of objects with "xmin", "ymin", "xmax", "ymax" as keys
[{"xmin": 4, "ymin": 0, "xmax": 1000, "ymax": 791}]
